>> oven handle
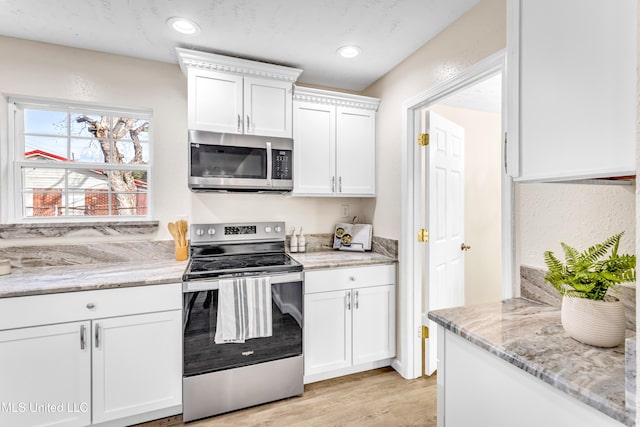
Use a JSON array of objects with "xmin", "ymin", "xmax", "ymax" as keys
[{"xmin": 182, "ymin": 271, "xmax": 303, "ymax": 293}]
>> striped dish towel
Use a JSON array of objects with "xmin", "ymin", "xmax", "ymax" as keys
[{"xmin": 214, "ymin": 277, "xmax": 273, "ymax": 344}]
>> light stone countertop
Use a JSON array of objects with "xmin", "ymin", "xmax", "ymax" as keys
[
  {"xmin": 289, "ymin": 250, "xmax": 396, "ymax": 270},
  {"xmin": 429, "ymin": 298, "xmax": 634, "ymax": 426},
  {"xmin": 0, "ymin": 260, "xmax": 188, "ymax": 298},
  {"xmin": 0, "ymin": 250, "xmax": 396, "ymax": 298}
]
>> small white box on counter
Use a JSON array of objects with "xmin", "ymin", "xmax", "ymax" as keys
[{"xmin": 333, "ymin": 223, "xmax": 372, "ymax": 252}]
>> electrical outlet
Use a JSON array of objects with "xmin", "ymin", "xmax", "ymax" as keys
[{"xmin": 340, "ymin": 205, "xmax": 350, "ymax": 218}]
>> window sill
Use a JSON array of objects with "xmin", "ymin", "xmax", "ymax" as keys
[{"xmin": 0, "ymin": 220, "xmax": 159, "ymax": 239}]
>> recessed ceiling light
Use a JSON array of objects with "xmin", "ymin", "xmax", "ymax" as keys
[
  {"xmin": 337, "ymin": 45, "xmax": 361, "ymax": 59},
  {"xmin": 167, "ymin": 17, "xmax": 200, "ymax": 35}
]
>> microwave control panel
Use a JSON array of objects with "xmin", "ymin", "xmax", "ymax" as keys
[{"xmin": 273, "ymin": 150, "xmax": 292, "ymax": 180}]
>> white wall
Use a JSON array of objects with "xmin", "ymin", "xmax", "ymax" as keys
[
  {"xmin": 0, "ymin": 35, "xmax": 368, "ymax": 247},
  {"xmin": 516, "ymin": 182, "xmax": 636, "ymax": 269},
  {"xmin": 362, "ymin": 0, "xmax": 506, "ymax": 240},
  {"xmin": 431, "ymin": 104, "xmax": 503, "ymax": 304}
]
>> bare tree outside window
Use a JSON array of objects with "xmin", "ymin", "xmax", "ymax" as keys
[{"xmin": 75, "ymin": 116, "xmax": 148, "ymax": 216}]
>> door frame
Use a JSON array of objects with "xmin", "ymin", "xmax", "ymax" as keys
[{"xmin": 397, "ymin": 49, "xmax": 513, "ymax": 380}]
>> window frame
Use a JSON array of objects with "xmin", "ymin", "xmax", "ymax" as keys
[{"xmin": 7, "ymin": 97, "xmax": 153, "ymax": 223}]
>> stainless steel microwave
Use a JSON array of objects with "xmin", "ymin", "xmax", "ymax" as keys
[{"xmin": 188, "ymin": 130, "xmax": 293, "ymax": 192}]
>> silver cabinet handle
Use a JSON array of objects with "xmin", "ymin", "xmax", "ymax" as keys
[
  {"xmin": 338, "ymin": 176, "xmax": 342, "ymax": 193},
  {"xmin": 332, "ymin": 176, "xmax": 336, "ymax": 193},
  {"xmin": 86, "ymin": 303, "xmax": 95, "ymax": 310},
  {"xmin": 237, "ymin": 114, "xmax": 242, "ymax": 133},
  {"xmin": 80, "ymin": 324, "xmax": 86, "ymax": 350},
  {"xmin": 354, "ymin": 290, "xmax": 359, "ymax": 309},
  {"xmin": 246, "ymin": 115, "xmax": 251, "ymax": 133},
  {"xmin": 346, "ymin": 291, "xmax": 351, "ymax": 310},
  {"xmin": 95, "ymin": 324, "xmax": 101, "ymax": 349}
]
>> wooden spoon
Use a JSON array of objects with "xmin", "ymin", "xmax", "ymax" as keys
[
  {"xmin": 176, "ymin": 220, "xmax": 187, "ymax": 246},
  {"xmin": 167, "ymin": 222, "xmax": 179, "ymax": 243}
]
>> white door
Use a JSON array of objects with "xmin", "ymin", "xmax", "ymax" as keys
[
  {"xmin": 293, "ymin": 101, "xmax": 336, "ymax": 195},
  {"xmin": 303, "ymin": 290, "xmax": 352, "ymax": 376},
  {"xmin": 335, "ymin": 106, "xmax": 376, "ymax": 196},
  {"xmin": 0, "ymin": 321, "xmax": 91, "ymax": 427},
  {"xmin": 424, "ymin": 110, "xmax": 465, "ymax": 375},
  {"xmin": 188, "ymin": 68, "xmax": 243, "ymax": 134},
  {"xmin": 92, "ymin": 311, "xmax": 182, "ymax": 424},
  {"xmin": 244, "ymin": 77, "xmax": 293, "ymax": 138},
  {"xmin": 352, "ymin": 284, "xmax": 396, "ymax": 365}
]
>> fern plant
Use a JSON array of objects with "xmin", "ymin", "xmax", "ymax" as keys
[{"xmin": 543, "ymin": 232, "xmax": 636, "ymax": 300}]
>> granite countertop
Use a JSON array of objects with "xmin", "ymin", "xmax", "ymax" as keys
[
  {"xmin": 289, "ymin": 250, "xmax": 396, "ymax": 270},
  {"xmin": 428, "ymin": 298, "xmax": 633, "ymax": 426},
  {"xmin": 0, "ymin": 260, "xmax": 188, "ymax": 298},
  {"xmin": 0, "ymin": 249, "xmax": 396, "ymax": 298}
]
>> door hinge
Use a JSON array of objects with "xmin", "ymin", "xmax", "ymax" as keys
[
  {"xmin": 422, "ymin": 325, "xmax": 429, "ymax": 339},
  {"xmin": 418, "ymin": 133, "xmax": 429, "ymax": 146},
  {"xmin": 417, "ymin": 228, "xmax": 429, "ymax": 243}
]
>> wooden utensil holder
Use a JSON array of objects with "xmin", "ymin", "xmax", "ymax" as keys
[{"xmin": 175, "ymin": 244, "xmax": 188, "ymax": 261}]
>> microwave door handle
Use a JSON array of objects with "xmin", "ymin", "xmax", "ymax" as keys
[{"xmin": 266, "ymin": 141, "xmax": 273, "ymax": 186}]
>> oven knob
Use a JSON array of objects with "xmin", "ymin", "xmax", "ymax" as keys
[
  {"xmin": 265, "ymin": 226, "xmax": 272, "ymax": 233},
  {"xmin": 196, "ymin": 228, "xmax": 204, "ymax": 236},
  {"xmin": 274, "ymin": 226, "xmax": 282, "ymax": 233},
  {"xmin": 207, "ymin": 228, "xmax": 216, "ymax": 235}
]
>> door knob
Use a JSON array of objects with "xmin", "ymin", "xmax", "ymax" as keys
[{"xmin": 461, "ymin": 243, "xmax": 471, "ymax": 251}]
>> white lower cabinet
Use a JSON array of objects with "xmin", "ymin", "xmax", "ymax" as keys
[
  {"xmin": 0, "ymin": 284, "xmax": 182, "ymax": 427},
  {"xmin": 437, "ymin": 326, "xmax": 624, "ymax": 427},
  {"xmin": 92, "ymin": 311, "xmax": 182, "ymax": 424},
  {"xmin": 304, "ymin": 264, "xmax": 396, "ymax": 383},
  {"xmin": 0, "ymin": 321, "xmax": 91, "ymax": 427}
]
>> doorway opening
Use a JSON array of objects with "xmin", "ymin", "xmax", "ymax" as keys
[{"xmin": 398, "ymin": 50, "xmax": 513, "ymax": 380}]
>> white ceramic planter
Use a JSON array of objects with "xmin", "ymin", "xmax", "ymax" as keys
[{"xmin": 561, "ymin": 296, "xmax": 626, "ymax": 348}]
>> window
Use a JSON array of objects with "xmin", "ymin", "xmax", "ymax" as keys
[{"xmin": 9, "ymin": 98, "xmax": 152, "ymax": 221}]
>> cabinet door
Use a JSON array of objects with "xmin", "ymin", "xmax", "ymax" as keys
[
  {"xmin": 507, "ymin": 0, "xmax": 636, "ymax": 181},
  {"xmin": 92, "ymin": 310, "xmax": 182, "ymax": 424},
  {"xmin": 352, "ymin": 284, "xmax": 396, "ymax": 365},
  {"xmin": 244, "ymin": 77, "xmax": 293, "ymax": 138},
  {"xmin": 293, "ymin": 101, "xmax": 336, "ymax": 195},
  {"xmin": 188, "ymin": 68, "xmax": 243, "ymax": 134},
  {"xmin": 336, "ymin": 106, "xmax": 376, "ymax": 195},
  {"xmin": 304, "ymin": 290, "xmax": 352, "ymax": 376},
  {"xmin": 0, "ymin": 322, "xmax": 91, "ymax": 427}
]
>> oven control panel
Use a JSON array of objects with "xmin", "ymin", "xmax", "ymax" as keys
[{"xmin": 190, "ymin": 221, "xmax": 286, "ymax": 244}]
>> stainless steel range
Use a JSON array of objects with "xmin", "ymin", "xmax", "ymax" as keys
[{"xmin": 181, "ymin": 221, "xmax": 303, "ymax": 422}]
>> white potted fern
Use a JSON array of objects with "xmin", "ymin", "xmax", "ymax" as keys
[{"xmin": 544, "ymin": 232, "xmax": 635, "ymax": 347}]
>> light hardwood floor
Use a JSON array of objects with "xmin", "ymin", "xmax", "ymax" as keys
[{"xmin": 137, "ymin": 368, "xmax": 437, "ymax": 427}]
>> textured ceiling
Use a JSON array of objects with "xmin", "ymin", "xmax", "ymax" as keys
[
  {"xmin": 441, "ymin": 73, "xmax": 502, "ymax": 113},
  {"xmin": 0, "ymin": 0, "xmax": 479, "ymax": 91}
]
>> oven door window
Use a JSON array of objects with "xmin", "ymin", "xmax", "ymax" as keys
[
  {"xmin": 183, "ymin": 281, "xmax": 302, "ymax": 377},
  {"xmin": 191, "ymin": 144, "xmax": 267, "ymax": 179}
]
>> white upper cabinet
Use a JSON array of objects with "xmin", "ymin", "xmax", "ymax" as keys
[
  {"xmin": 244, "ymin": 77, "xmax": 294, "ymax": 137},
  {"xmin": 336, "ymin": 106, "xmax": 376, "ymax": 195},
  {"xmin": 506, "ymin": 0, "xmax": 636, "ymax": 181},
  {"xmin": 178, "ymin": 48, "xmax": 302, "ymax": 138},
  {"xmin": 188, "ymin": 69, "xmax": 243, "ymax": 134},
  {"xmin": 293, "ymin": 86, "xmax": 379, "ymax": 197}
]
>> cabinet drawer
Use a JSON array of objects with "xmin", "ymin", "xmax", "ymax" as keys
[
  {"xmin": 0, "ymin": 283, "xmax": 181, "ymax": 330},
  {"xmin": 305, "ymin": 264, "xmax": 396, "ymax": 294}
]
